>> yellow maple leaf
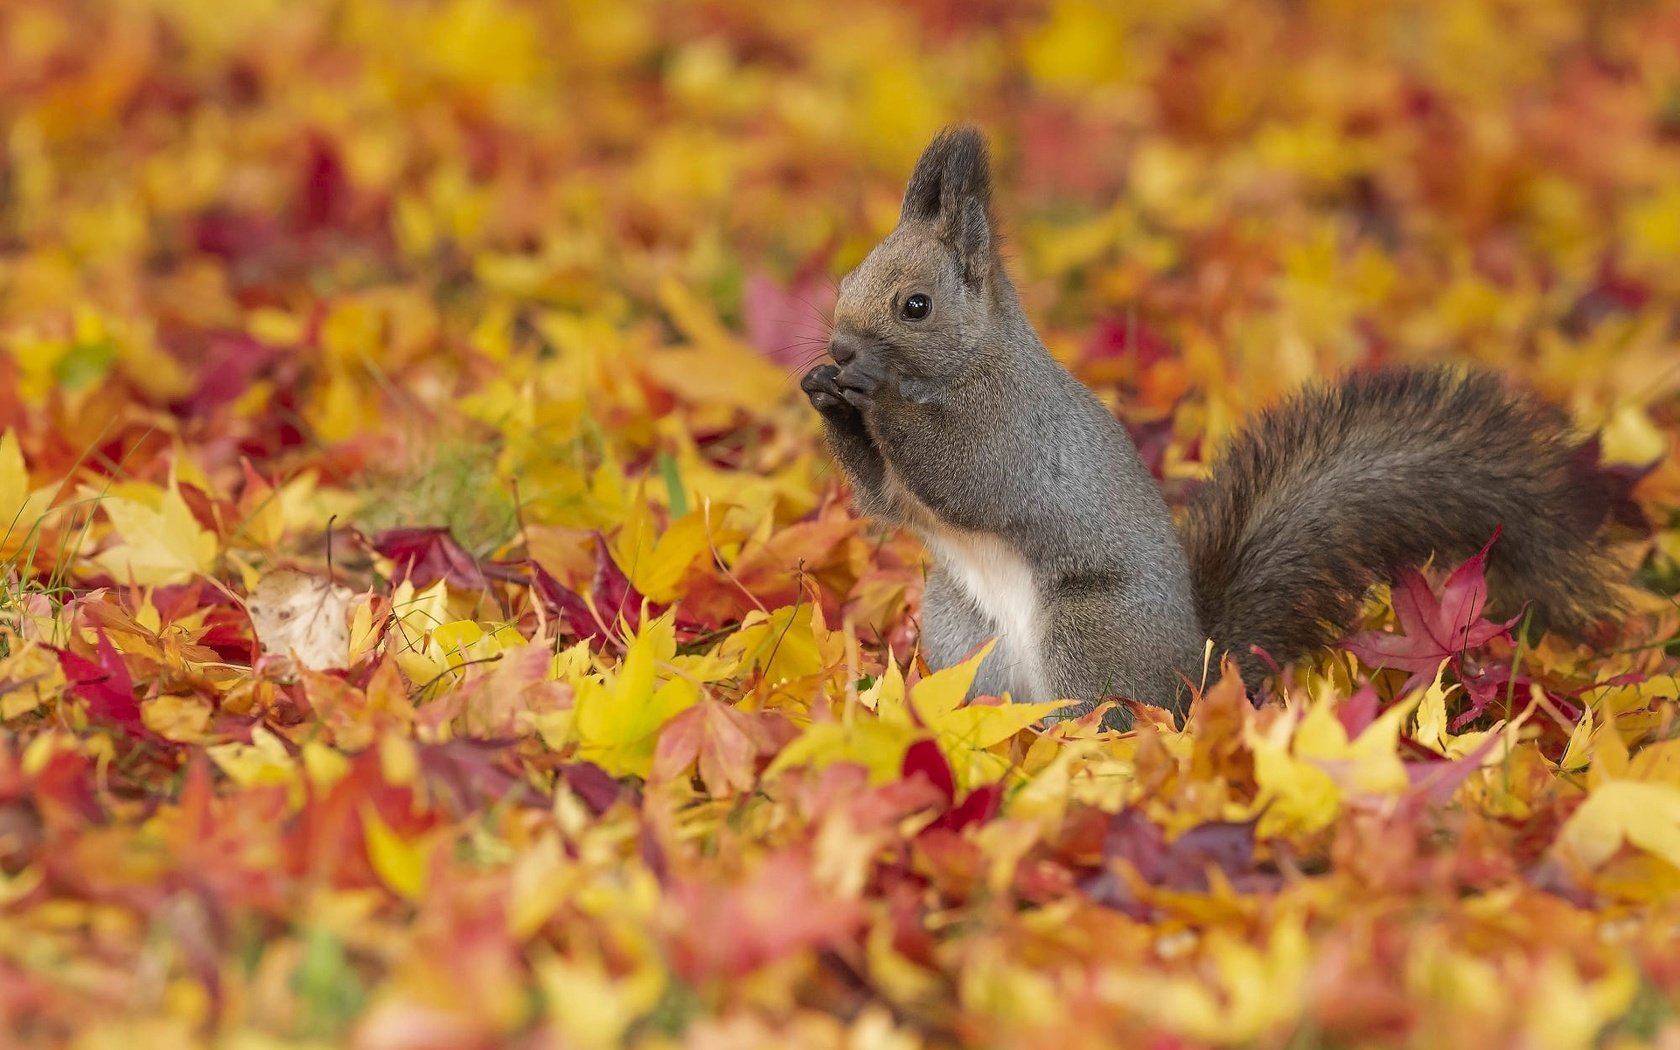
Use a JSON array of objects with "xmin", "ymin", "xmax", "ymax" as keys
[
  {"xmin": 1249, "ymin": 709, "xmax": 1341, "ymax": 838},
  {"xmin": 536, "ymin": 945, "xmax": 666, "ymax": 1049},
  {"xmin": 1599, "ymin": 403, "xmax": 1668, "ymax": 466},
  {"xmin": 233, "ymin": 467, "xmax": 347, "ymax": 551},
  {"xmin": 862, "ymin": 654, "xmax": 910, "ymax": 723},
  {"xmin": 665, "ymin": 427, "xmax": 821, "ymax": 521},
  {"xmin": 1411, "ymin": 667, "xmax": 1529, "ymax": 765},
  {"xmin": 776, "ymin": 646, "xmax": 1067, "ymax": 789},
  {"xmin": 1559, "ymin": 729, "xmax": 1680, "ymax": 877},
  {"xmin": 1250, "ymin": 691, "xmax": 1412, "ymax": 838},
  {"xmin": 722, "ymin": 603, "xmax": 831, "ymax": 687},
  {"xmin": 1521, "ymin": 954, "xmax": 1640, "ymax": 1050},
  {"xmin": 0, "ymin": 429, "xmax": 55, "ymax": 557},
  {"xmin": 1580, "ymin": 675, "xmax": 1677, "ymax": 744},
  {"xmin": 410, "ymin": 619, "xmax": 524, "ymax": 684},
  {"xmin": 1587, "ymin": 718, "xmax": 1633, "ymax": 790},
  {"xmin": 573, "ymin": 610, "xmax": 698, "ymax": 778},
  {"xmin": 764, "ymin": 714, "xmax": 922, "ymax": 785},
  {"xmin": 1627, "ymin": 737, "xmax": 1680, "ymax": 786},
  {"xmin": 1129, "ymin": 917, "xmax": 1312, "ymax": 1044},
  {"xmin": 301, "ymin": 741, "xmax": 351, "ymax": 791},
  {"xmin": 206, "ymin": 727, "xmax": 296, "ymax": 790},
  {"xmin": 646, "ymin": 277, "xmax": 789, "ymax": 412},
  {"xmin": 0, "ymin": 641, "xmax": 64, "ymax": 720},
  {"xmin": 92, "ymin": 479, "xmax": 218, "ymax": 585},
  {"xmin": 1558, "ymin": 703, "xmax": 1595, "ymax": 773},
  {"xmin": 610, "ymin": 496, "xmax": 723, "ymax": 603},
  {"xmin": 361, "ymin": 806, "xmax": 433, "ymax": 902},
  {"xmin": 387, "ymin": 579, "xmax": 455, "ymax": 680},
  {"xmin": 908, "ymin": 644, "xmax": 1070, "ymax": 789},
  {"xmin": 140, "ymin": 694, "xmax": 213, "ymax": 743},
  {"xmin": 307, "ymin": 368, "xmax": 382, "ymax": 445},
  {"xmin": 1558, "ymin": 780, "xmax": 1680, "ymax": 872},
  {"xmin": 866, "ymin": 920, "xmax": 942, "ymax": 1007}
]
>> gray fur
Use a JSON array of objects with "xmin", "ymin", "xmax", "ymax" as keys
[
  {"xmin": 801, "ymin": 126, "xmax": 1627, "ymax": 729},
  {"xmin": 803, "ymin": 127, "xmax": 1203, "ymax": 725}
]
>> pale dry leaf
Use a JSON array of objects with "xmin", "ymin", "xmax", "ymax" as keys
[{"xmin": 247, "ymin": 569, "xmax": 355, "ymax": 671}]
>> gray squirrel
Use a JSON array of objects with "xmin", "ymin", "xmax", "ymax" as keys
[{"xmin": 801, "ymin": 126, "xmax": 1628, "ymax": 725}]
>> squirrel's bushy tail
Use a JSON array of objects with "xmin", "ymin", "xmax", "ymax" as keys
[{"xmin": 1181, "ymin": 366, "xmax": 1629, "ymax": 688}]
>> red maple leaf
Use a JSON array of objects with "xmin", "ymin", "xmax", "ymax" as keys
[
  {"xmin": 1343, "ymin": 527, "xmax": 1519, "ymax": 676},
  {"xmin": 530, "ymin": 535, "xmax": 662, "ymax": 646},
  {"xmin": 170, "ymin": 331, "xmax": 282, "ymax": 417},
  {"xmin": 1341, "ymin": 528, "xmax": 1590, "ymax": 731},
  {"xmin": 373, "ymin": 526, "xmax": 489, "ymax": 591},
  {"xmin": 900, "ymin": 739, "xmax": 1002, "ymax": 833},
  {"xmin": 50, "ymin": 629, "xmax": 145, "ymax": 736}
]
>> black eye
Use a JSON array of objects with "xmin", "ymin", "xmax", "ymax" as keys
[{"xmin": 902, "ymin": 293, "xmax": 931, "ymax": 321}]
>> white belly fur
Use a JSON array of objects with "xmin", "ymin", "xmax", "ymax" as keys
[
  {"xmin": 882, "ymin": 463, "xmax": 1045, "ymax": 700},
  {"xmin": 921, "ymin": 523, "xmax": 1046, "ymax": 701}
]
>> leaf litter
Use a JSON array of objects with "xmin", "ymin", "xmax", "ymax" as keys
[{"xmin": 0, "ymin": 2, "xmax": 1679, "ymax": 1049}]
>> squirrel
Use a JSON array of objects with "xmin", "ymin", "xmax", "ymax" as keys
[{"xmin": 801, "ymin": 125, "xmax": 1629, "ymax": 726}]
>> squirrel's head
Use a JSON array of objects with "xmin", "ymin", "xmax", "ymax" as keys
[{"xmin": 829, "ymin": 126, "xmax": 1006, "ymax": 384}]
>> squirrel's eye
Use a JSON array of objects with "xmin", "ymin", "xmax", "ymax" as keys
[{"xmin": 902, "ymin": 293, "xmax": 931, "ymax": 321}]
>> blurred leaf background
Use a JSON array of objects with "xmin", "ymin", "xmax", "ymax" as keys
[{"xmin": 2, "ymin": 1, "xmax": 1680, "ymax": 1048}]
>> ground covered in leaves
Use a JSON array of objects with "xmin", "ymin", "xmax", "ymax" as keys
[{"xmin": 3, "ymin": 1, "xmax": 1680, "ymax": 1047}]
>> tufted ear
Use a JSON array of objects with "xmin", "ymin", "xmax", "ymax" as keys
[{"xmin": 899, "ymin": 125, "xmax": 996, "ymax": 287}]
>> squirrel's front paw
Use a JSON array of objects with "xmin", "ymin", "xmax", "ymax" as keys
[
  {"xmin": 835, "ymin": 357, "xmax": 888, "ymax": 408},
  {"xmin": 801, "ymin": 363, "xmax": 854, "ymax": 415}
]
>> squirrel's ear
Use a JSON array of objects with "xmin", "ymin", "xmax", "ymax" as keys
[{"xmin": 900, "ymin": 125, "xmax": 995, "ymax": 287}]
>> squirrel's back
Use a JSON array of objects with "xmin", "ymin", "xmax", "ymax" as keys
[{"xmin": 1182, "ymin": 366, "xmax": 1628, "ymax": 687}]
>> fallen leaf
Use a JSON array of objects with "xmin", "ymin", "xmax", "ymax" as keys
[{"xmin": 247, "ymin": 569, "xmax": 355, "ymax": 670}]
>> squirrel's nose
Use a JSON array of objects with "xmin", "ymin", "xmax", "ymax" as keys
[{"xmin": 829, "ymin": 331, "xmax": 864, "ymax": 366}]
